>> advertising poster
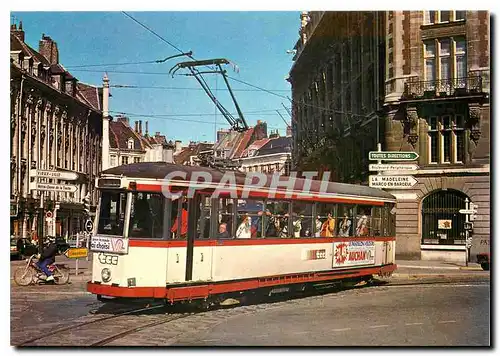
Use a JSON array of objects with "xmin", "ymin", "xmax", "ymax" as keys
[{"xmin": 332, "ymin": 240, "xmax": 375, "ymax": 268}]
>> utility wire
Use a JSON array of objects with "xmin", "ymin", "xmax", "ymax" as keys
[
  {"xmin": 110, "ymin": 84, "xmax": 290, "ymax": 92},
  {"xmin": 109, "ymin": 110, "xmax": 287, "ymax": 130}
]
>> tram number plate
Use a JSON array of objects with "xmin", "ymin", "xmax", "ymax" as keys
[{"xmin": 303, "ymin": 249, "xmax": 327, "ymax": 260}]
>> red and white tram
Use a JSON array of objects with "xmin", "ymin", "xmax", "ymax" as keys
[{"xmin": 87, "ymin": 163, "xmax": 397, "ymax": 304}]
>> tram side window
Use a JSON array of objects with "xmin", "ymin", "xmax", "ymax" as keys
[
  {"xmin": 371, "ymin": 206, "xmax": 382, "ymax": 236},
  {"xmin": 389, "ymin": 204, "xmax": 397, "ymax": 236},
  {"xmin": 97, "ymin": 191, "xmax": 127, "ymax": 236},
  {"xmin": 196, "ymin": 196, "xmax": 212, "ymax": 239},
  {"xmin": 266, "ymin": 201, "xmax": 290, "ymax": 238},
  {"xmin": 355, "ymin": 205, "xmax": 372, "ymax": 237},
  {"xmin": 236, "ymin": 199, "xmax": 265, "ymax": 238},
  {"xmin": 291, "ymin": 201, "xmax": 314, "ymax": 238},
  {"xmin": 129, "ymin": 192, "xmax": 165, "ymax": 239},
  {"xmin": 315, "ymin": 202, "xmax": 337, "ymax": 237},
  {"xmin": 337, "ymin": 204, "xmax": 355, "ymax": 237},
  {"xmin": 217, "ymin": 198, "xmax": 236, "ymax": 238}
]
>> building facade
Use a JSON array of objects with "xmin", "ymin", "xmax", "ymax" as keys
[
  {"xmin": 108, "ymin": 117, "xmax": 175, "ymax": 168},
  {"xmin": 239, "ymin": 134, "xmax": 292, "ymax": 175},
  {"xmin": 383, "ymin": 11, "xmax": 490, "ymax": 261},
  {"xmin": 289, "ymin": 11, "xmax": 490, "ymax": 262},
  {"xmin": 289, "ymin": 11, "xmax": 386, "ymax": 183},
  {"xmin": 10, "ymin": 23, "xmax": 103, "ymax": 241}
]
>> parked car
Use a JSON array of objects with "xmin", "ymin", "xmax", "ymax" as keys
[
  {"xmin": 476, "ymin": 253, "xmax": 490, "ymax": 271},
  {"xmin": 10, "ymin": 237, "xmax": 37, "ymax": 260}
]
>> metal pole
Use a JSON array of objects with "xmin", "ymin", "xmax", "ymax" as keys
[
  {"xmin": 75, "ymin": 232, "xmax": 79, "ymax": 276},
  {"xmin": 465, "ymin": 197, "xmax": 469, "ymax": 267}
]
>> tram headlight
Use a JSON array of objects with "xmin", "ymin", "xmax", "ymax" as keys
[{"xmin": 101, "ymin": 268, "xmax": 111, "ymax": 282}]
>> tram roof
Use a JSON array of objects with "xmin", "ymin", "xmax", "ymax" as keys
[{"xmin": 102, "ymin": 162, "xmax": 396, "ymax": 202}]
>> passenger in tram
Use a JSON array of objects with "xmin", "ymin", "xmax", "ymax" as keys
[
  {"xmin": 292, "ymin": 213, "xmax": 302, "ymax": 238},
  {"xmin": 338, "ymin": 214, "xmax": 352, "ymax": 237},
  {"xmin": 236, "ymin": 215, "xmax": 252, "ymax": 239},
  {"xmin": 356, "ymin": 215, "xmax": 369, "ymax": 236},
  {"xmin": 254, "ymin": 209, "xmax": 272, "ymax": 238},
  {"xmin": 278, "ymin": 213, "xmax": 289, "ymax": 238},
  {"xmin": 217, "ymin": 223, "xmax": 231, "ymax": 239},
  {"xmin": 171, "ymin": 199, "xmax": 188, "ymax": 239},
  {"xmin": 314, "ymin": 216, "xmax": 323, "ymax": 237},
  {"xmin": 320, "ymin": 213, "xmax": 336, "ymax": 237},
  {"xmin": 220, "ymin": 203, "xmax": 234, "ymax": 237}
]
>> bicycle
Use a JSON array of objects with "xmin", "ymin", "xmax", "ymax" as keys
[{"xmin": 13, "ymin": 254, "xmax": 70, "ymax": 286}]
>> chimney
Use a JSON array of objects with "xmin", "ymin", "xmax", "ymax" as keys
[
  {"xmin": 11, "ymin": 21, "xmax": 25, "ymax": 42},
  {"xmin": 145, "ymin": 121, "xmax": 149, "ymax": 136},
  {"xmin": 155, "ymin": 131, "xmax": 160, "ymax": 137},
  {"xmin": 138, "ymin": 120, "xmax": 142, "ymax": 134},
  {"xmin": 175, "ymin": 140, "xmax": 182, "ymax": 153},
  {"xmin": 134, "ymin": 121, "xmax": 138, "ymax": 132},
  {"xmin": 39, "ymin": 34, "xmax": 59, "ymax": 65}
]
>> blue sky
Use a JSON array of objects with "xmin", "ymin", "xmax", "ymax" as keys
[{"xmin": 11, "ymin": 11, "xmax": 299, "ymax": 144}]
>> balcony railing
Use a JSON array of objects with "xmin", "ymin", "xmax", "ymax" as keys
[{"xmin": 403, "ymin": 76, "xmax": 483, "ymax": 100}]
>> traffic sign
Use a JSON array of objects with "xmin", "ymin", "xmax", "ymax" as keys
[
  {"xmin": 31, "ymin": 182, "xmax": 78, "ymax": 193},
  {"xmin": 459, "ymin": 209, "xmax": 477, "ymax": 215},
  {"xmin": 65, "ymin": 248, "xmax": 88, "ymax": 259},
  {"xmin": 30, "ymin": 169, "xmax": 78, "ymax": 180},
  {"xmin": 46, "ymin": 211, "xmax": 53, "ymax": 219},
  {"xmin": 85, "ymin": 219, "xmax": 94, "ymax": 233},
  {"xmin": 369, "ymin": 175, "xmax": 418, "ymax": 189},
  {"xmin": 369, "ymin": 151, "xmax": 419, "ymax": 161},
  {"xmin": 369, "ymin": 164, "xmax": 419, "ymax": 171}
]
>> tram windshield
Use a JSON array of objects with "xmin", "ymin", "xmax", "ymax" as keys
[{"xmin": 97, "ymin": 191, "xmax": 127, "ymax": 236}]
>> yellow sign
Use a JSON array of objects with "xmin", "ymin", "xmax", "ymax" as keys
[{"xmin": 67, "ymin": 248, "xmax": 88, "ymax": 259}]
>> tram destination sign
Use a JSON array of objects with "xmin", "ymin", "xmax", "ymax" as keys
[
  {"xmin": 369, "ymin": 175, "xmax": 417, "ymax": 189},
  {"xmin": 369, "ymin": 163, "xmax": 419, "ymax": 172},
  {"xmin": 368, "ymin": 151, "xmax": 419, "ymax": 161}
]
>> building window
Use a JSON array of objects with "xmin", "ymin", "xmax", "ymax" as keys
[
  {"xmin": 127, "ymin": 139, "xmax": 134, "ymax": 150},
  {"xmin": 134, "ymin": 157, "xmax": 140, "ymax": 163},
  {"xmin": 110, "ymin": 155, "xmax": 116, "ymax": 167},
  {"xmin": 122, "ymin": 156, "xmax": 128, "ymax": 165},
  {"xmin": 424, "ymin": 38, "xmax": 467, "ymax": 88},
  {"xmin": 427, "ymin": 115, "xmax": 465, "ymax": 164},
  {"xmin": 424, "ymin": 11, "xmax": 465, "ymax": 24}
]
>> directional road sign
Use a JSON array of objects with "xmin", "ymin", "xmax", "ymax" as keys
[
  {"xmin": 369, "ymin": 163, "xmax": 419, "ymax": 172},
  {"xmin": 85, "ymin": 219, "xmax": 94, "ymax": 233},
  {"xmin": 368, "ymin": 151, "xmax": 419, "ymax": 161},
  {"xmin": 30, "ymin": 169, "xmax": 78, "ymax": 181},
  {"xmin": 459, "ymin": 209, "xmax": 477, "ymax": 215},
  {"xmin": 369, "ymin": 175, "xmax": 418, "ymax": 189},
  {"xmin": 31, "ymin": 182, "xmax": 78, "ymax": 193},
  {"xmin": 65, "ymin": 248, "xmax": 88, "ymax": 259}
]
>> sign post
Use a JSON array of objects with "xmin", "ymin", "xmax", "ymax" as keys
[
  {"xmin": 368, "ymin": 151, "xmax": 419, "ymax": 190},
  {"xmin": 460, "ymin": 198, "xmax": 477, "ymax": 267}
]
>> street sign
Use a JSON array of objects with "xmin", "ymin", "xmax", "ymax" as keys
[
  {"xmin": 46, "ymin": 211, "xmax": 53, "ymax": 219},
  {"xmin": 368, "ymin": 151, "xmax": 419, "ymax": 161},
  {"xmin": 369, "ymin": 164, "xmax": 419, "ymax": 171},
  {"xmin": 30, "ymin": 169, "xmax": 78, "ymax": 181},
  {"xmin": 85, "ymin": 219, "xmax": 94, "ymax": 233},
  {"xmin": 459, "ymin": 209, "xmax": 477, "ymax": 215},
  {"xmin": 66, "ymin": 247, "xmax": 88, "ymax": 259},
  {"xmin": 31, "ymin": 182, "xmax": 78, "ymax": 193},
  {"xmin": 369, "ymin": 175, "xmax": 418, "ymax": 189}
]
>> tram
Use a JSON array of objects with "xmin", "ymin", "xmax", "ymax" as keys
[{"xmin": 87, "ymin": 162, "xmax": 397, "ymax": 304}]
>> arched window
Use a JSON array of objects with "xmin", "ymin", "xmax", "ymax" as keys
[{"xmin": 421, "ymin": 189, "xmax": 468, "ymax": 245}]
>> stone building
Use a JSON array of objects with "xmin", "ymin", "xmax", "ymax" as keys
[
  {"xmin": 383, "ymin": 11, "xmax": 490, "ymax": 261},
  {"xmin": 10, "ymin": 23, "xmax": 103, "ymax": 240},
  {"xmin": 289, "ymin": 11, "xmax": 386, "ymax": 183},
  {"xmin": 288, "ymin": 11, "xmax": 490, "ymax": 262}
]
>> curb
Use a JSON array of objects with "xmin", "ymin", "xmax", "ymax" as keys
[{"xmin": 392, "ymin": 272, "xmax": 489, "ymax": 279}]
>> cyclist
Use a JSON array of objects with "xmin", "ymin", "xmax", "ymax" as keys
[{"xmin": 36, "ymin": 236, "xmax": 58, "ymax": 283}]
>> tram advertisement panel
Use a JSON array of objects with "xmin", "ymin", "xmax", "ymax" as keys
[
  {"xmin": 332, "ymin": 240, "xmax": 375, "ymax": 268},
  {"xmin": 90, "ymin": 236, "xmax": 129, "ymax": 254}
]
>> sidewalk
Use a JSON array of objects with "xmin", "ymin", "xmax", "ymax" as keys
[{"xmin": 395, "ymin": 259, "xmax": 484, "ymax": 271}]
